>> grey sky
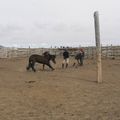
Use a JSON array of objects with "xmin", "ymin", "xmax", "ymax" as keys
[{"xmin": 0, "ymin": 0, "xmax": 120, "ymax": 48}]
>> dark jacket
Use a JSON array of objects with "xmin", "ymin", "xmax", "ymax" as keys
[
  {"xmin": 63, "ymin": 51, "xmax": 69, "ymax": 59},
  {"xmin": 75, "ymin": 51, "xmax": 84, "ymax": 60}
]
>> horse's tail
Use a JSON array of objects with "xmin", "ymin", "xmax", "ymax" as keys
[
  {"xmin": 26, "ymin": 59, "xmax": 31, "ymax": 70},
  {"xmin": 26, "ymin": 56, "xmax": 34, "ymax": 70}
]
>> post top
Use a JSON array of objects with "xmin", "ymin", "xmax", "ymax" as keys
[{"xmin": 94, "ymin": 11, "xmax": 99, "ymax": 16}]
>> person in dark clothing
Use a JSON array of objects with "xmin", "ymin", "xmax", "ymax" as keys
[
  {"xmin": 62, "ymin": 49, "xmax": 69, "ymax": 68},
  {"xmin": 73, "ymin": 48, "xmax": 85, "ymax": 67}
]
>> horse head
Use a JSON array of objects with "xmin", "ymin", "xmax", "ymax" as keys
[{"xmin": 50, "ymin": 55, "xmax": 56, "ymax": 64}]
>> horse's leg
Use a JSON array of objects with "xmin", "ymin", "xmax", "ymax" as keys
[
  {"xmin": 47, "ymin": 63, "xmax": 54, "ymax": 70},
  {"xmin": 75, "ymin": 59, "xmax": 79, "ymax": 68},
  {"xmin": 31, "ymin": 62, "xmax": 36, "ymax": 72},
  {"xmin": 26, "ymin": 61, "xmax": 32, "ymax": 70},
  {"xmin": 77, "ymin": 59, "xmax": 81, "ymax": 66},
  {"xmin": 26, "ymin": 62, "xmax": 30, "ymax": 70}
]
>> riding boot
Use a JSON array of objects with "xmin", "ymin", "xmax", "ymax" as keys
[
  {"xmin": 62, "ymin": 63, "xmax": 64, "ymax": 68},
  {"xmin": 66, "ymin": 63, "xmax": 68, "ymax": 68}
]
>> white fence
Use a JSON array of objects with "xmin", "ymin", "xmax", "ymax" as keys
[
  {"xmin": 0, "ymin": 48, "xmax": 58, "ymax": 58},
  {"xmin": 0, "ymin": 46, "xmax": 120, "ymax": 59}
]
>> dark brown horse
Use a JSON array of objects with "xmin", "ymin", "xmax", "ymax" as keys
[
  {"xmin": 26, "ymin": 54, "xmax": 56, "ymax": 72},
  {"xmin": 73, "ymin": 53, "xmax": 81, "ymax": 67},
  {"xmin": 73, "ymin": 52, "xmax": 84, "ymax": 67}
]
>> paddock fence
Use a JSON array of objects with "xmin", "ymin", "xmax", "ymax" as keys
[{"xmin": 0, "ymin": 46, "xmax": 120, "ymax": 59}]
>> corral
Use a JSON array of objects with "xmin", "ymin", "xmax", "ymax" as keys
[
  {"xmin": 0, "ymin": 55, "xmax": 120, "ymax": 120},
  {"xmin": 0, "ymin": 46, "xmax": 120, "ymax": 59}
]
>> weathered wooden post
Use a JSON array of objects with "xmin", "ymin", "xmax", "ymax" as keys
[{"xmin": 94, "ymin": 11, "xmax": 102, "ymax": 83}]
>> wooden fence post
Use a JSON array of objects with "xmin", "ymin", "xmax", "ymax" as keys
[{"xmin": 94, "ymin": 11, "xmax": 102, "ymax": 83}]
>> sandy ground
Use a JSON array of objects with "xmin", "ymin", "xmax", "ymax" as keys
[{"xmin": 0, "ymin": 56, "xmax": 120, "ymax": 120}]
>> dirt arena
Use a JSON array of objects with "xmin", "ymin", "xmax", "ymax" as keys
[{"xmin": 0, "ymin": 56, "xmax": 120, "ymax": 120}]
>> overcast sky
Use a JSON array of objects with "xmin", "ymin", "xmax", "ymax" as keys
[{"xmin": 0, "ymin": 0, "xmax": 120, "ymax": 48}]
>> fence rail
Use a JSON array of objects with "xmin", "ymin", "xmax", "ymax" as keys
[{"xmin": 0, "ymin": 46, "xmax": 120, "ymax": 59}]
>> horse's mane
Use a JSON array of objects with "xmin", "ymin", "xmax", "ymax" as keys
[{"xmin": 43, "ymin": 54, "xmax": 56, "ymax": 60}]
